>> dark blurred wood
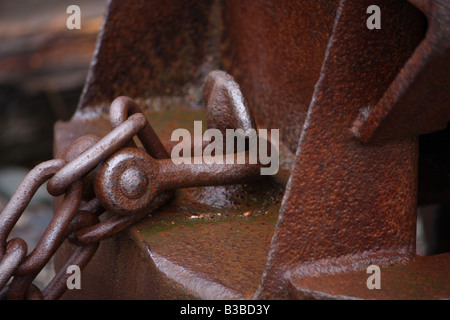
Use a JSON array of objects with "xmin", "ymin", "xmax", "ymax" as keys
[
  {"xmin": 0, "ymin": 0, "xmax": 107, "ymax": 166},
  {"xmin": 0, "ymin": 0, "xmax": 106, "ymax": 93}
]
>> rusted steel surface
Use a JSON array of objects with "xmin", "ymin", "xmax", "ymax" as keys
[
  {"xmin": 352, "ymin": 0, "xmax": 450, "ymax": 142},
  {"xmin": 203, "ymin": 70, "xmax": 256, "ymax": 135},
  {"xmin": 78, "ymin": 0, "xmax": 219, "ymax": 111},
  {"xmin": 288, "ymin": 252, "xmax": 450, "ymax": 300},
  {"xmin": 48, "ymin": 0, "xmax": 450, "ymax": 300},
  {"xmin": 256, "ymin": 0, "xmax": 427, "ymax": 299},
  {"xmin": 222, "ymin": 0, "xmax": 340, "ymax": 153},
  {"xmin": 56, "ymin": 173, "xmax": 286, "ymax": 299}
]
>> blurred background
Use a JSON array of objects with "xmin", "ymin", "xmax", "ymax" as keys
[{"xmin": 0, "ymin": 0, "xmax": 108, "ymax": 288}]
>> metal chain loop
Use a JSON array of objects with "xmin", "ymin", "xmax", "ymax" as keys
[
  {"xmin": 0, "ymin": 159, "xmax": 65, "ymax": 257},
  {"xmin": 47, "ymin": 113, "xmax": 148, "ymax": 197},
  {"xmin": 0, "ymin": 100, "xmax": 167, "ymax": 299},
  {"xmin": 0, "ymin": 239, "xmax": 27, "ymax": 289}
]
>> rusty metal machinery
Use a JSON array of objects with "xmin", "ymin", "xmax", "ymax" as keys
[{"xmin": 1, "ymin": 0, "xmax": 450, "ymax": 300}]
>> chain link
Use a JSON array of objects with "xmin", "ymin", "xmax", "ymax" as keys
[
  {"xmin": 0, "ymin": 88, "xmax": 261, "ymax": 299},
  {"xmin": 0, "ymin": 100, "xmax": 167, "ymax": 300}
]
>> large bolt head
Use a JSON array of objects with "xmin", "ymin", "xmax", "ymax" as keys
[
  {"xmin": 120, "ymin": 167, "xmax": 149, "ymax": 199},
  {"xmin": 94, "ymin": 147, "xmax": 159, "ymax": 216}
]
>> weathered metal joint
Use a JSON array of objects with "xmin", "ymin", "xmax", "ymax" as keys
[{"xmin": 94, "ymin": 147, "xmax": 262, "ymax": 216}]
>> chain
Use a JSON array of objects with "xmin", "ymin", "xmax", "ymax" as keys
[
  {"xmin": 0, "ymin": 98, "xmax": 169, "ymax": 300},
  {"xmin": 0, "ymin": 71, "xmax": 264, "ymax": 299}
]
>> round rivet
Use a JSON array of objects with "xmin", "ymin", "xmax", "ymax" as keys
[{"xmin": 119, "ymin": 167, "xmax": 149, "ymax": 199}]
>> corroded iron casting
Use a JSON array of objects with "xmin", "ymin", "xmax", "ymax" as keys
[
  {"xmin": 1, "ymin": 0, "xmax": 449, "ymax": 300},
  {"xmin": 56, "ymin": 0, "xmax": 450, "ymax": 300}
]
